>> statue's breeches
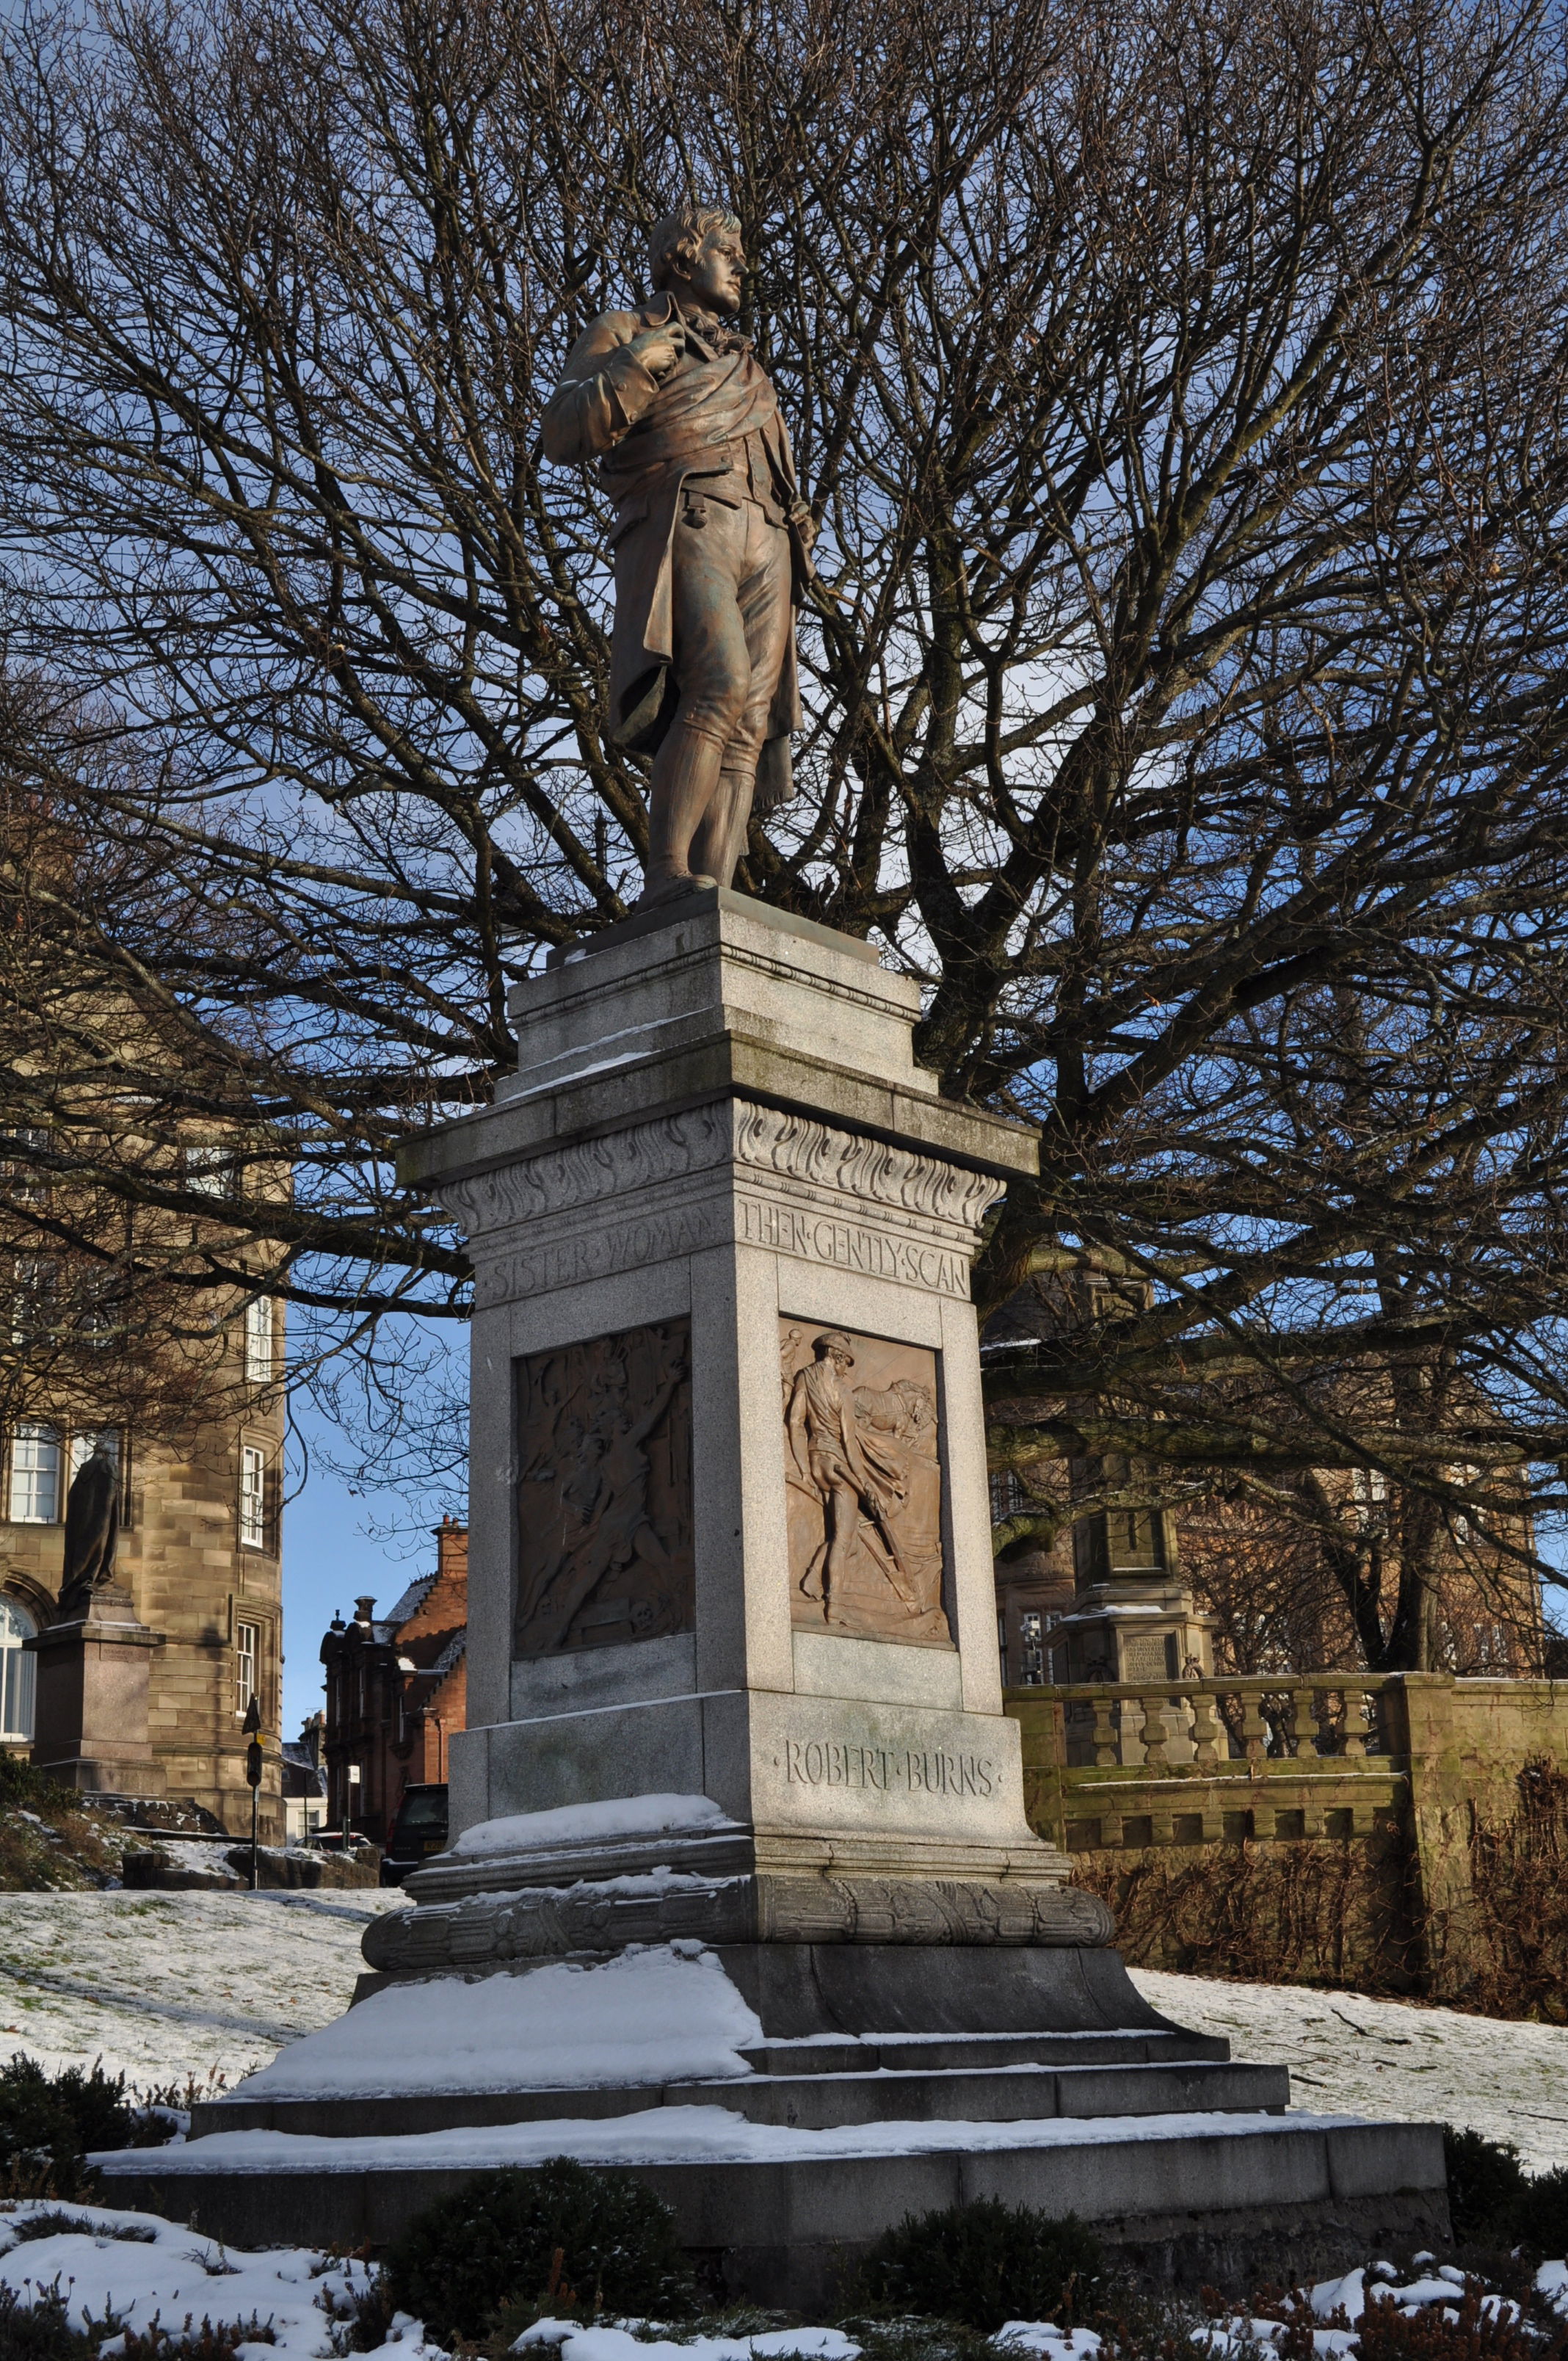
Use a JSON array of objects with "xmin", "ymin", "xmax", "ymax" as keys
[{"xmin": 620, "ymin": 491, "xmax": 792, "ymax": 778}]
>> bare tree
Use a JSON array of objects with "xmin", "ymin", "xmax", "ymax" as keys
[{"xmin": 2, "ymin": 0, "xmax": 1568, "ymax": 1649}]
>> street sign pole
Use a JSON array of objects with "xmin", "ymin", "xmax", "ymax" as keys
[{"xmin": 242, "ymin": 1696, "xmax": 263, "ymax": 1893}]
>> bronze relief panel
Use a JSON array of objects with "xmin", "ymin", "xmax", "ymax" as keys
[
  {"xmin": 514, "ymin": 1319, "xmax": 693, "ymax": 1658},
  {"xmin": 780, "ymin": 1319, "xmax": 951, "ymax": 1647}
]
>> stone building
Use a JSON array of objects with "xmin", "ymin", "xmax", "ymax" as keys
[
  {"xmin": 0, "ymin": 1299, "xmax": 286, "ymax": 1841},
  {"xmin": 319, "ymin": 1519, "xmax": 468, "ymax": 1843}
]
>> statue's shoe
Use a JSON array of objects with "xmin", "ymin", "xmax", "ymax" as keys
[{"xmin": 634, "ymin": 870, "xmax": 718, "ymax": 910}]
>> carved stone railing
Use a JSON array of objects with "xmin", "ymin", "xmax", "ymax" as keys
[
  {"xmin": 1003, "ymin": 1671, "xmax": 1568, "ymax": 1998},
  {"xmin": 1049, "ymin": 1672, "xmax": 1396, "ymax": 1772},
  {"xmin": 1005, "ymin": 1673, "xmax": 1410, "ymax": 1854}
]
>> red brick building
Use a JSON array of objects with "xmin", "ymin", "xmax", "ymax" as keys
[{"xmin": 319, "ymin": 1518, "xmax": 467, "ymax": 1842}]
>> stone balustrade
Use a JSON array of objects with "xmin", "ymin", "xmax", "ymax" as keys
[
  {"xmin": 1002, "ymin": 1672, "xmax": 1568, "ymax": 2001},
  {"xmin": 1011, "ymin": 1674, "xmax": 1406, "ymax": 1853}
]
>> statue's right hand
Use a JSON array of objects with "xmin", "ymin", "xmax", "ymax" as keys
[{"xmin": 626, "ymin": 323, "xmax": 685, "ymax": 380}]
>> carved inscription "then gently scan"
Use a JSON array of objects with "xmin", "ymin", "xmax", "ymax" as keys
[
  {"xmin": 742, "ymin": 1197, "xmax": 968, "ymax": 1294},
  {"xmin": 783, "ymin": 1736, "xmax": 999, "ymax": 1797},
  {"xmin": 514, "ymin": 1319, "xmax": 694, "ymax": 1658}
]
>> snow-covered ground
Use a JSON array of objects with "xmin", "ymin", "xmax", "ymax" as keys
[
  {"xmin": 1, "ymin": 2201, "xmax": 1565, "ymax": 2361},
  {"xmin": 0, "ymin": 1890, "xmax": 402, "ymax": 2092},
  {"xmin": 0, "ymin": 1890, "xmax": 1562, "ymax": 2170},
  {"xmin": 1130, "ymin": 1968, "xmax": 1568, "ymax": 2171}
]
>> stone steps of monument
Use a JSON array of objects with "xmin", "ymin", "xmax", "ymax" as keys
[
  {"xmin": 99, "ymin": 2112, "xmax": 1449, "ymax": 2309},
  {"xmin": 186, "ymin": 2054, "xmax": 1284, "ymax": 2143},
  {"xmin": 736, "ymin": 2027, "xmax": 1228, "ymax": 2074}
]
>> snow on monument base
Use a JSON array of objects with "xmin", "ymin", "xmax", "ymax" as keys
[
  {"xmin": 93, "ymin": 899, "xmax": 1451, "ymax": 2289},
  {"xmin": 94, "ymin": 1843, "xmax": 1450, "ymax": 2299}
]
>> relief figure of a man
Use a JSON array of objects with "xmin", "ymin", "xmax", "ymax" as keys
[{"xmin": 542, "ymin": 205, "xmax": 814, "ymax": 904}]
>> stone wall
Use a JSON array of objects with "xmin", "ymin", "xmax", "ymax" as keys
[{"xmin": 1005, "ymin": 1672, "xmax": 1568, "ymax": 2010}]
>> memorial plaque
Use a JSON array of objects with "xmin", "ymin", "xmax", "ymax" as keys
[
  {"xmin": 515, "ymin": 1319, "xmax": 693, "ymax": 1657},
  {"xmin": 780, "ymin": 1319, "xmax": 951, "ymax": 1647}
]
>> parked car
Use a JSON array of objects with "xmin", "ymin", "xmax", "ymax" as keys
[{"xmin": 379, "ymin": 1782, "xmax": 449, "ymax": 1885}]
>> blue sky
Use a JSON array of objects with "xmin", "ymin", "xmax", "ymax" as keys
[{"xmin": 279, "ymin": 1392, "xmax": 450, "ymax": 1738}]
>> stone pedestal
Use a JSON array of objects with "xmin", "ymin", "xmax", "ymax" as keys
[
  {"xmin": 104, "ymin": 889, "xmax": 1448, "ymax": 2296},
  {"xmin": 29, "ymin": 1587, "xmax": 167, "ymax": 1797},
  {"xmin": 366, "ymin": 886, "xmax": 1111, "ymax": 1979}
]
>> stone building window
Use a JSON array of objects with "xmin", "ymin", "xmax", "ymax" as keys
[
  {"xmin": 239, "ymin": 1444, "xmax": 266, "ymax": 1549},
  {"xmin": 0, "ymin": 1128, "xmax": 50, "ymax": 1204},
  {"xmin": 235, "ymin": 1618, "xmax": 260, "ymax": 1715},
  {"xmin": 244, "ymin": 1296, "xmax": 275, "ymax": 1385},
  {"xmin": 9, "ymin": 1426, "xmax": 61, "ymax": 1523},
  {"xmin": 184, "ymin": 1144, "xmax": 233, "ymax": 1197},
  {"xmin": 1019, "ymin": 1609, "xmax": 1045, "ymax": 1686},
  {"xmin": 0, "ymin": 1597, "xmax": 35, "ymax": 1740},
  {"xmin": 70, "ymin": 1429, "xmax": 120, "ymax": 1486},
  {"xmin": 990, "ymin": 1468, "xmax": 1026, "ymax": 1521}
]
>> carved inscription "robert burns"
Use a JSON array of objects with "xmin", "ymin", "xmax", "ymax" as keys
[
  {"xmin": 784, "ymin": 1736, "xmax": 998, "ymax": 1797},
  {"xmin": 514, "ymin": 1320, "xmax": 693, "ymax": 1658}
]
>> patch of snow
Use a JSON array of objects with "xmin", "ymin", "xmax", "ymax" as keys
[
  {"xmin": 1537, "ymin": 2260, "xmax": 1568, "ymax": 2313},
  {"xmin": 94, "ymin": 2103, "xmax": 1374, "ymax": 2176},
  {"xmin": 228, "ymin": 1945, "xmax": 763, "ymax": 2100},
  {"xmin": 1310, "ymin": 2270, "xmax": 1365, "ymax": 2323},
  {"xmin": 993, "ymin": 2329, "xmax": 1102, "ymax": 2357},
  {"xmin": 452, "ymin": 1796, "xmax": 730, "ymax": 1855},
  {"xmin": 514, "ymin": 2326, "xmax": 862, "ymax": 2361},
  {"xmin": 1130, "ymin": 1966, "xmax": 1568, "ymax": 2170},
  {"xmin": 134, "ymin": 1838, "xmax": 244, "ymax": 1881},
  {"xmin": 0, "ymin": 2199, "xmax": 441, "ymax": 2360},
  {"xmin": 1376, "ymin": 2279, "xmax": 1469, "ymax": 2308}
]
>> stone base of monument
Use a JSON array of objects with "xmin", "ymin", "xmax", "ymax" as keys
[
  {"xmin": 95, "ymin": 1937, "xmax": 1447, "ymax": 2304},
  {"xmin": 93, "ymin": 894, "xmax": 1447, "ymax": 2296},
  {"xmin": 95, "ymin": 1811, "xmax": 1447, "ymax": 2303}
]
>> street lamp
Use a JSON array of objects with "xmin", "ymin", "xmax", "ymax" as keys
[{"xmin": 242, "ymin": 1694, "xmax": 264, "ymax": 1891}]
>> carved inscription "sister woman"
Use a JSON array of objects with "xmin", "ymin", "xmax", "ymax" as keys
[{"xmin": 514, "ymin": 1320, "xmax": 694, "ymax": 1658}]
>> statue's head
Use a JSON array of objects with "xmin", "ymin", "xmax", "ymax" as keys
[
  {"xmin": 813, "ymin": 1330, "xmax": 855, "ymax": 1370},
  {"xmin": 649, "ymin": 203, "xmax": 744, "ymax": 316}
]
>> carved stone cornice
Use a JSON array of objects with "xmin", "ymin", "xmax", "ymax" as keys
[
  {"xmin": 438, "ymin": 1098, "xmax": 1006, "ymax": 1242},
  {"xmin": 732, "ymin": 1103, "xmax": 1003, "ymax": 1235},
  {"xmin": 359, "ymin": 1869, "xmax": 1114, "ymax": 1978},
  {"xmin": 437, "ymin": 1105, "xmax": 730, "ymax": 1235}
]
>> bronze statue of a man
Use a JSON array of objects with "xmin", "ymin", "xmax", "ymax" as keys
[
  {"xmin": 542, "ymin": 204, "xmax": 814, "ymax": 904},
  {"xmin": 57, "ymin": 1440, "xmax": 119, "ymax": 1619}
]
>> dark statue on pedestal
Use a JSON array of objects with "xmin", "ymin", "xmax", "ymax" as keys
[
  {"xmin": 542, "ymin": 203, "xmax": 814, "ymax": 905},
  {"xmin": 57, "ymin": 1443, "xmax": 120, "ymax": 1620}
]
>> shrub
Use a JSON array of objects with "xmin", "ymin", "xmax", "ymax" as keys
[
  {"xmin": 0, "ymin": 2283, "xmax": 106, "ymax": 2360},
  {"xmin": 852, "ymin": 2197, "xmax": 1104, "ymax": 2333},
  {"xmin": 1443, "ymin": 2128, "xmax": 1529, "ymax": 2247},
  {"xmin": 1509, "ymin": 2164, "xmax": 1568, "ymax": 2261},
  {"xmin": 8, "ymin": 2208, "xmax": 156, "ymax": 2244},
  {"xmin": 1357, "ymin": 2278, "xmax": 1539, "ymax": 2361},
  {"xmin": 0, "ymin": 2055, "xmax": 151, "ymax": 2197},
  {"xmin": 382, "ymin": 2158, "xmax": 694, "ymax": 2343},
  {"xmin": 116, "ymin": 2315, "xmax": 277, "ymax": 2358}
]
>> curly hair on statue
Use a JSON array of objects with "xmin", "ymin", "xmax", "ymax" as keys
[{"xmin": 648, "ymin": 202, "xmax": 740, "ymax": 291}]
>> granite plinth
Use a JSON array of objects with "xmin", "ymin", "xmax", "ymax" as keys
[
  {"xmin": 99, "ymin": 2118, "xmax": 1449, "ymax": 2306},
  {"xmin": 29, "ymin": 1595, "xmax": 167, "ymax": 1797},
  {"xmin": 158, "ymin": 891, "xmax": 1446, "ymax": 2287}
]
